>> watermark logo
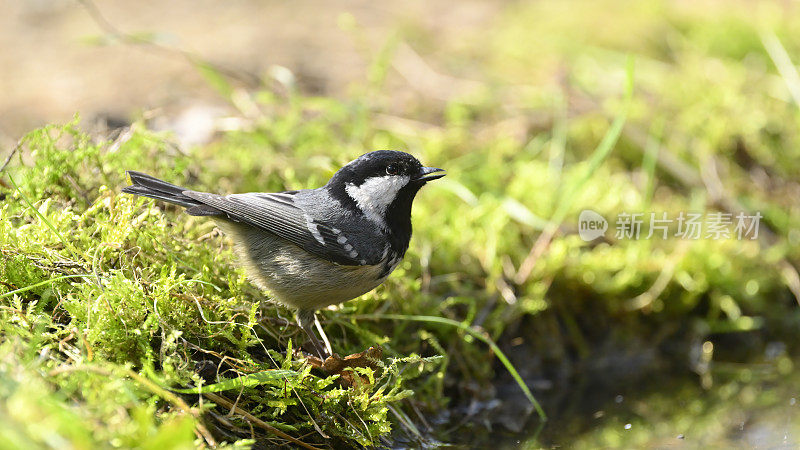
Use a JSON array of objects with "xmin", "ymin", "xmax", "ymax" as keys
[
  {"xmin": 578, "ymin": 209, "xmax": 608, "ymax": 241},
  {"xmin": 578, "ymin": 210, "xmax": 762, "ymax": 241}
]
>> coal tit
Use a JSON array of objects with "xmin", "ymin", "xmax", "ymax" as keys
[{"xmin": 122, "ymin": 150, "xmax": 445, "ymax": 357}]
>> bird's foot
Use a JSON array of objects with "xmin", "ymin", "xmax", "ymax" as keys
[{"xmin": 304, "ymin": 346, "xmax": 383, "ymax": 387}]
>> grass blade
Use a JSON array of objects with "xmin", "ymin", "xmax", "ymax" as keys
[
  {"xmin": 351, "ymin": 313, "xmax": 547, "ymax": 421},
  {"xmin": 7, "ymin": 173, "xmax": 86, "ymax": 260},
  {"xmin": 515, "ymin": 56, "xmax": 635, "ymax": 284},
  {"xmin": 0, "ymin": 274, "xmax": 93, "ymax": 299},
  {"xmin": 761, "ymin": 30, "xmax": 800, "ymax": 107}
]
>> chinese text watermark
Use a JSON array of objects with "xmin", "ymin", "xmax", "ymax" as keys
[{"xmin": 578, "ymin": 210, "xmax": 761, "ymax": 242}]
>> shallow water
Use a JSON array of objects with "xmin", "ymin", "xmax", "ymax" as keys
[{"xmin": 520, "ymin": 357, "xmax": 800, "ymax": 448}]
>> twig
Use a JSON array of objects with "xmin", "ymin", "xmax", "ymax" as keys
[
  {"xmin": 514, "ymin": 223, "xmax": 559, "ymax": 286},
  {"xmin": 203, "ymin": 392, "xmax": 323, "ymax": 450},
  {"xmin": 392, "ymin": 43, "xmax": 484, "ymax": 102},
  {"xmin": 76, "ymin": 0, "xmax": 258, "ymax": 87},
  {"xmin": 0, "ymin": 139, "xmax": 22, "ymax": 174},
  {"xmin": 626, "ymin": 240, "xmax": 690, "ymax": 311}
]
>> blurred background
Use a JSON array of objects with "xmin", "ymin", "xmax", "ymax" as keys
[
  {"xmin": 0, "ymin": 0, "xmax": 496, "ymax": 144},
  {"xmin": 3, "ymin": 0, "xmax": 800, "ymax": 448}
]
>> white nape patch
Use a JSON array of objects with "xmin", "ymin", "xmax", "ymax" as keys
[
  {"xmin": 345, "ymin": 175, "xmax": 410, "ymax": 228},
  {"xmin": 304, "ymin": 213, "xmax": 324, "ymax": 245}
]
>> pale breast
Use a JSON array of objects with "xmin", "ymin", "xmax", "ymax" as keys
[{"xmin": 216, "ymin": 220, "xmax": 391, "ymax": 310}]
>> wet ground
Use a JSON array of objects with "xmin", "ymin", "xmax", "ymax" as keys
[
  {"xmin": 529, "ymin": 361, "xmax": 800, "ymax": 448},
  {"xmin": 449, "ymin": 339, "xmax": 800, "ymax": 449}
]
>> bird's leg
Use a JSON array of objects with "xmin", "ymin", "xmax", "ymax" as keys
[
  {"xmin": 313, "ymin": 313, "xmax": 334, "ymax": 357},
  {"xmin": 296, "ymin": 309, "xmax": 331, "ymax": 360}
]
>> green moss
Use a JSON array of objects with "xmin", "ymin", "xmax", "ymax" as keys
[{"xmin": 2, "ymin": 1, "xmax": 800, "ymax": 446}]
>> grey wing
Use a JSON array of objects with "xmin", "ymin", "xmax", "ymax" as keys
[{"xmin": 183, "ymin": 190, "xmax": 374, "ymax": 266}]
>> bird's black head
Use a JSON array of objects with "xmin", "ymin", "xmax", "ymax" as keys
[
  {"xmin": 328, "ymin": 150, "xmax": 445, "ymax": 188},
  {"xmin": 326, "ymin": 150, "xmax": 445, "ymax": 251}
]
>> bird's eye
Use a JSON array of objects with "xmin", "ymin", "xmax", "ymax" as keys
[{"xmin": 386, "ymin": 164, "xmax": 399, "ymax": 175}]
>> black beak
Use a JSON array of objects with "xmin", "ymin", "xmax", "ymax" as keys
[{"xmin": 416, "ymin": 166, "xmax": 446, "ymax": 182}]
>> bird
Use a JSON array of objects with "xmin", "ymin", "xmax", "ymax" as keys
[{"xmin": 121, "ymin": 150, "xmax": 445, "ymax": 358}]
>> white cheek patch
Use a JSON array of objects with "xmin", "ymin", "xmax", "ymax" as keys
[{"xmin": 345, "ymin": 175, "xmax": 410, "ymax": 228}]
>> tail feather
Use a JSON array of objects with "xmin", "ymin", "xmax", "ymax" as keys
[
  {"xmin": 127, "ymin": 171, "xmax": 187, "ymax": 197},
  {"xmin": 122, "ymin": 171, "xmax": 221, "ymax": 216}
]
